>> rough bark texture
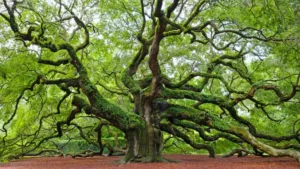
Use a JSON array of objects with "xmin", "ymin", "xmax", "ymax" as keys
[{"xmin": 118, "ymin": 99, "xmax": 166, "ymax": 163}]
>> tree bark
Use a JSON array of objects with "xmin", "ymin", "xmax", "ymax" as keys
[{"xmin": 118, "ymin": 99, "xmax": 166, "ymax": 163}]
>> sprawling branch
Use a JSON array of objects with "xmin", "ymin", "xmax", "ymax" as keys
[
  {"xmin": 161, "ymin": 87, "xmax": 235, "ymax": 108},
  {"xmin": 161, "ymin": 123, "xmax": 215, "ymax": 157},
  {"xmin": 162, "ymin": 71, "xmax": 245, "ymax": 95},
  {"xmin": 225, "ymin": 107, "xmax": 299, "ymax": 142},
  {"xmin": 162, "ymin": 105, "xmax": 300, "ymax": 161},
  {"xmin": 166, "ymin": 0, "xmax": 180, "ymax": 18},
  {"xmin": 56, "ymin": 1, "xmax": 90, "ymax": 51},
  {"xmin": 235, "ymin": 73, "xmax": 300, "ymax": 104},
  {"xmin": 2, "ymin": 75, "xmax": 42, "ymax": 143},
  {"xmin": 171, "ymin": 119, "xmax": 243, "ymax": 143},
  {"xmin": 38, "ymin": 58, "xmax": 69, "ymax": 66},
  {"xmin": 222, "ymin": 149, "xmax": 251, "ymax": 158},
  {"xmin": 183, "ymin": 0, "xmax": 207, "ymax": 27}
]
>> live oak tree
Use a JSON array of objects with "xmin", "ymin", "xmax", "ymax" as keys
[{"xmin": 0, "ymin": 0, "xmax": 300, "ymax": 163}]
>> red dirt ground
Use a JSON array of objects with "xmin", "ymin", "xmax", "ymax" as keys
[{"xmin": 0, "ymin": 155, "xmax": 299, "ymax": 169}]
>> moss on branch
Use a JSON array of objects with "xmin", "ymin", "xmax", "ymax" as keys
[
  {"xmin": 162, "ymin": 104, "xmax": 300, "ymax": 160},
  {"xmin": 161, "ymin": 105, "xmax": 208, "ymax": 125},
  {"xmin": 171, "ymin": 119, "xmax": 243, "ymax": 143},
  {"xmin": 121, "ymin": 70, "xmax": 141, "ymax": 94},
  {"xmin": 73, "ymin": 93, "xmax": 143, "ymax": 131},
  {"xmin": 161, "ymin": 87, "xmax": 235, "ymax": 108},
  {"xmin": 161, "ymin": 123, "xmax": 215, "ymax": 157}
]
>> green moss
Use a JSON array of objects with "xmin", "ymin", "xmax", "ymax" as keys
[
  {"xmin": 163, "ymin": 29, "xmax": 181, "ymax": 36},
  {"xmin": 126, "ymin": 113, "xmax": 145, "ymax": 129},
  {"xmin": 209, "ymin": 114, "xmax": 232, "ymax": 131},
  {"xmin": 163, "ymin": 105, "xmax": 207, "ymax": 124},
  {"xmin": 121, "ymin": 71, "xmax": 141, "ymax": 94},
  {"xmin": 231, "ymin": 126, "xmax": 252, "ymax": 140},
  {"xmin": 82, "ymin": 79, "xmax": 95, "ymax": 93},
  {"xmin": 94, "ymin": 95, "xmax": 143, "ymax": 130},
  {"xmin": 162, "ymin": 88, "xmax": 235, "ymax": 108}
]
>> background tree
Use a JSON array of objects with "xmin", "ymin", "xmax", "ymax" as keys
[{"xmin": 0, "ymin": 0, "xmax": 299, "ymax": 163}]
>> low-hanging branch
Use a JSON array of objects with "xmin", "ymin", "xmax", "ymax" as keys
[
  {"xmin": 160, "ymin": 123, "xmax": 215, "ymax": 157},
  {"xmin": 226, "ymin": 107, "xmax": 299, "ymax": 142},
  {"xmin": 161, "ymin": 105, "xmax": 300, "ymax": 160},
  {"xmin": 38, "ymin": 58, "xmax": 69, "ymax": 66},
  {"xmin": 171, "ymin": 119, "xmax": 243, "ymax": 143},
  {"xmin": 222, "ymin": 149, "xmax": 251, "ymax": 158}
]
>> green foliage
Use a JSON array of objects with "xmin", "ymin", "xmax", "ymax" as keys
[{"xmin": 0, "ymin": 0, "xmax": 300, "ymax": 162}]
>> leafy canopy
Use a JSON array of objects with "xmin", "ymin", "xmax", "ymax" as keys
[{"xmin": 0, "ymin": 0, "xmax": 300, "ymax": 162}]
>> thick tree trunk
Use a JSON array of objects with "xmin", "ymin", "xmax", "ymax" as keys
[
  {"xmin": 118, "ymin": 99, "xmax": 166, "ymax": 163},
  {"xmin": 120, "ymin": 128, "xmax": 164, "ymax": 163}
]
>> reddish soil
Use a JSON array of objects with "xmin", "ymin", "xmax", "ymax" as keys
[{"xmin": 0, "ymin": 155, "xmax": 299, "ymax": 169}]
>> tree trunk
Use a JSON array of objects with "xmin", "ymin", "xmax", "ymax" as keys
[{"xmin": 118, "ymin": 99, "xmax": 166, "ymax": 163}]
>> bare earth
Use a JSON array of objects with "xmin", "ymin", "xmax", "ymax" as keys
[{"xmin": 0, "ymin": 155, "xmax": 299, "ymax": 169}]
